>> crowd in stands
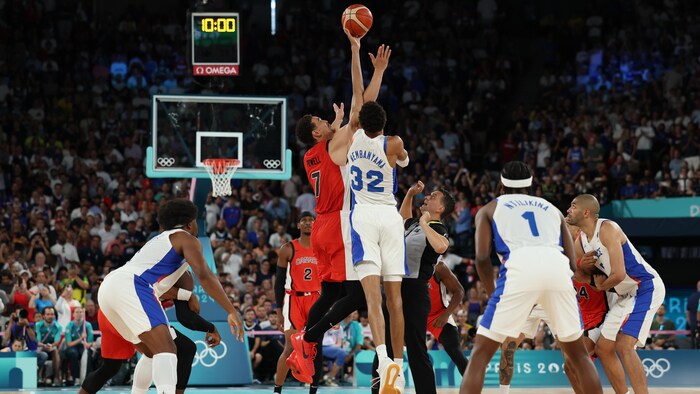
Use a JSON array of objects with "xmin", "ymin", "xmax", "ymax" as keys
[{"xmin": 0, "ymin": 0, "xmax": 698, "ymax": 387}]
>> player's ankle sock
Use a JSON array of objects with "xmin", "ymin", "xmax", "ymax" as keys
[
  {"xmin": 273, "ymin": 385, "xmax": 283, "ymax": 393},
  {"xmin": 499, "ymin": 384, "xmax": 510, "ymax": 394},
  {"xmin": 152, "ymin": 353, "xmax": 177, "ymax": 394},
  {"xmin": 131, "ymin": 355, "xmax": 153, "ymax": 394},
  {"xmin": 376, "ymin": 344, "xmax": 388, "ymax": 360},
  {"xmin": 309, "ymin": 386, "xmax": 318, "ymax": 394},
  {"xmin": 394, "ymin": 358, "xmax": 404, "ymax": 368}
]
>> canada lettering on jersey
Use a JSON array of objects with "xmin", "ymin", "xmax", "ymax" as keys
[
  {"xmin": 348, "ymin": 149, "xmax": 386, "ymax": 169},
  {"xmin": 294, "ymin": 256, "xmax": 317, "ymax": 266},
  {"xmin": 502, "ymin": 199, "xmax": 550, "ymax": 211}
]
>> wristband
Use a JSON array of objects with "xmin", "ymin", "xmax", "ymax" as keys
[
  {"xmin": 396, "ymin": 156, "xmax": 409, "ymax": 167},
  {"xmin": 177, "ymin": 289, "xmax": 192, "ymax": 301}
]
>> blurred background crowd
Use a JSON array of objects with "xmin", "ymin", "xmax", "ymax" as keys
[{"xmin": 1, "ymin": 0, "xmax": 699, "ymax": 387}]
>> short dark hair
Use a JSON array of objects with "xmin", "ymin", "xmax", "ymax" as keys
[
  {"xmin": 437, "ymin": 187, "xmax": 456, "ymax": 219},
  {"xmin": 359, "ymin": 101, "xmax": 387, "ymax": 135},
  {"xmin": 157, "ymin": 199, "xmax": 197, "ymax": 230},
  {"xmin": 295, "ymin": 114, "xmax": 316, "ymax": 146},
  {"xmin": 501, "ymin": 161, "xmax": 532, "ymax": 194}
]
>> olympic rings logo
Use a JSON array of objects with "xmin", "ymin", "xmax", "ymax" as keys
[
  {"xmin": 263, "ymin": 159, "xmax": 281, "ymax": 169},
  {"xmin": 641, "ymin": 358, "xmax": 670, "ymax": 378},
  {"xmin": 157, "ymin": 157, "xmax": 175, "ymax": 167},
  {"xmin": 191, "ymin": 340, "xmax": 228, "ymax": 368}
]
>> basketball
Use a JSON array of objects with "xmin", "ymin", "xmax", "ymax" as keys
[{"xmin": 341, "ymin": 4, "xmax": 373, "ymax": 38}]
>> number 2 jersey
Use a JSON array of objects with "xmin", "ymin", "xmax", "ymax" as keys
[
  {"xmin": 347, "ymin": 129, "xmax": 397, "ymax": 206},
  {"xmin": 284, "ymin": 239, "xmax": 321, "ymax": 293},
  {"xmin": 492, "ymin": 194, "xmax": 564, "ymax": 262}
]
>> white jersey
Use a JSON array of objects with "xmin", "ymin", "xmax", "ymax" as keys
[
  {"xmin": 115, "ymin": 229, "xmax": 190, "ymax": 287},
  {"xmin": 347, "ymin": 129, "xmax": 397, "ymax": 206},
  {"xmin": 580, "ymin": 219, "xmax": 660, "ymax": 295},
  {"xmin": 492, "ymin": 194, "xmax": 564, "ymax": 262}
]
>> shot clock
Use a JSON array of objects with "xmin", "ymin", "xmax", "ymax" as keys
[{"xmin": 191, "ymin": 12, "xmax": 240, "ymax": 76}]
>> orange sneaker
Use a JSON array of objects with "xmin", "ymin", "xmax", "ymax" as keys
[
  {"xmin": 290, "ymin": 331, "xmax": 317, "ymax": 378},
  {"xmin": 285, "ymin": 351, "xmax": 312, "ymax": 384}
]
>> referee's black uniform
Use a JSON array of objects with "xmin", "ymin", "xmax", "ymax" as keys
[{"xmin": 372, "ymin": 217, "xmax": 449, "ymax": 394}]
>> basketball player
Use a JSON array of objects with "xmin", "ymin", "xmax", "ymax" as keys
[
  {"xmin": 460, "ymin": 161, "xmax": 602, "ymax": 394},
  {"xmin": 273, "ymin": 212, "xmax": 321, "ymax": 392},
  {"xmin": 80, "ymin": 271, "xmax": 218, "ymax": 394},
  {"xmin": 566, "ymin": 194, "xmax": 665, "ymax": 394},
  {"xmin": 371, "ymin": 182, "xmax": 459, "ymax": 394},
  {"xmin": 344, "ymin": 99, "xmax": 410, "ymax": 393},
  {"xmin": 288, "ymin": 28, "xmax": 390, "ymax": 387},
  {"xmin": 98, "ymin": 199, "xmax": 243, "ymax": 394}
]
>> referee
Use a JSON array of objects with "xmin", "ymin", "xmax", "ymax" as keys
[{"xmin": 372, "ymin": 181, "xmax": 456, "ymax": 394}]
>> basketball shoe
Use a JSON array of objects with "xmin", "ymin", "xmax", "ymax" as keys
[{"xmin": 288, "ymin": 331, "xmax": 317, "ymax": 379}]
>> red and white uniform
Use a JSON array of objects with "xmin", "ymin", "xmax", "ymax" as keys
[
  {"xmin": 574, "ymin": 278, "xmax": 612, "ymax": 343},
  {"xmin": 98, "ymin": 308, "xmax": 136, "ymax": 360},
  {"xmin": 303, "ymin": 141, "xmax": 353, "ymax": 282},
  {"xmin": 426, "ymin": 275, "xmax": 457, "ymax": 340},
  {"xmin": 282, "ymin": 239, "xmax": 322, "ymax": 331}
]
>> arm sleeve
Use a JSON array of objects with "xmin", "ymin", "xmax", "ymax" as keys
[
  {"xmin": 275, "ymin": 266, "xmax": 287, "ymax": 308},
  {"xmin": 174, "ymin": 300, "xmax": 216, "ymax": 333}
]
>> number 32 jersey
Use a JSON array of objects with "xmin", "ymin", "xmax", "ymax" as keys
[
  {"xmin": 347, "ymin": 129, "xmax": 397, "ymax": 206},
  {"xmin": 492, "ymin": 194, "xmax": 563, "ymax": 262}
]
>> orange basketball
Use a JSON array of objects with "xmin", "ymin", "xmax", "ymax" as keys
[{"xmin": 341, "ymin": 4, "xmax": 373, "ymax": 38}]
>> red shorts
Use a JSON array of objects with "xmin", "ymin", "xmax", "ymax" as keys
[
  {"xmin": 427, "ymin": 313, "xmax": 445, "ymax": 341},
  {"xmin": 311, "ymin": 212, "xmax": 346, "ymax": 282},
  {"xmin": 98, "ymin": 309, "xmax": 136, "ymax": 360},
  {"xmin": 283, "ymin": 292, "xmax": 320, "ymax": 331}
]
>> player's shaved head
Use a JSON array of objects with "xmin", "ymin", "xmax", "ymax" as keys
[{"xmin": 575, "ymin": 194, "xmax": 600, "ymax": 217}]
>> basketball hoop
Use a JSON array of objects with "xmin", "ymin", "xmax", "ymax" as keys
[{"xmin": 202, "ymin": 158, "xmax": 240, "ymax": 197}]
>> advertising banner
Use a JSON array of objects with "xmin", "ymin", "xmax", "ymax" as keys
[{"xmin": 0, "ymin": 352, "xmax": 37, "ymax": 389}]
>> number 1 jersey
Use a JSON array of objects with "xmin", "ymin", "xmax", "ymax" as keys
[
  {"xmin": 492, "ymin": 194, "xmax": 563, "ymax": 262},
  {"xmin": 347, "ymin": 129, "xmax": 397, "ymax": 206}
]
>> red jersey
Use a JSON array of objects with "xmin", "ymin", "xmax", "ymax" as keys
[
  {"xmin": 285, "ymin": 239, "xmax": 321, "ymax": 293},
  {"xmin": 304, "ymin": 141, "xmax": 348, "ymax": 215},
  {"xmin": 428, "ymin": 275, "xmax": 449, "ymax": 317},
  {"xmin": 574, "ymin": 278, "xmax": 609, "ymax": 330}
]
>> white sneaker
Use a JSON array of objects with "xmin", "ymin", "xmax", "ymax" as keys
[
  {"xmin": 394, "ymin": 369, "xmax": 406, "ymax": 394},
  {"xmin": 377, "ymin": 357, "xmax": 401, "ymax": 394}
]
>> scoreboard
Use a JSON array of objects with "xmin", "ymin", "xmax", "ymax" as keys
[{"xmin": 191, "ymin": 12, "xmax": 240, "ymax": 76}]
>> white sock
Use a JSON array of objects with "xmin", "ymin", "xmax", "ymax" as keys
[
  {"xmin": 500, "ymin": 384, "xmax": 510, "ymax": 394},
  {"xmin": 376, "ymin": 344, "xmax": 388, "ymax": 359},
  {"xmin": 152, "ymin": 353, "xmax": 177, "ymax": 394},
  {"xmin": 131, "ymin": 355, "xmax": 153, "ymax": 394},
  {"xmin": 394, "ymin": 358, "xmax": 404, "ymax": 368}
]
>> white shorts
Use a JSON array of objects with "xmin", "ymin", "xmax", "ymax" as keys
[
  {"xmin": 600, "ymin": 278, "xmax": 665, "ymax": 347},
  {"xmin": 478, "ymin": 247, "xmax": 583, "ymax": 344},
  {"xmin": 520, "ymin": 305, "xmax": 555, "ymax": 339},
  {"xmin": 98, "ymin": 270, "xmax": 169, "ymax": 344},
  {"xmin": 348, "ymin": 205, "xmax": 407, "ymax": 280},
  {"xmin": 341, "ymin": 211, "xmax": 359, "ymax": 281},
  {"xmin": 585, "ymin": 326, "xmax": 602, "ymax": 344}
]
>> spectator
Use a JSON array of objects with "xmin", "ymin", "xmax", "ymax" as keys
[
  {"xmin": 267, "ymin": 224, "xmax": 291, "ymax": 250},
  {"xmin": 321, "ymin": 324, "xmax": 348, "ymax": 386},
  {"xmin": 62, "ymin": 307, "xmax": 95, "ymax": 386},
  {"xmin": 35, "ymin": 306, "xmax": 62, "ymax": 385},
  {"xmin": 649, "ymin": 304, "xmax": 677, "ymax": 350},
  {"xmin": 210, "ymin": 219, "xmax": 233, "ymax": 249},
  {"xmin": 79, "ymin": 236, "xmax": 104, "ymax": 272},
  {"xmin": 29, "ymin": 284, "xmax": 56, "ymax": 314},
  {"xmin": 243, "ymin": 307, "xmax": 263, "ymax": 379},
  {"xmin": 49, "ymin": 230, "xmax": 79, "ymax": 268},
  {"xmin": 264, "ymin": 197, "xmax": 291, "ymax": 226},
  {"xmin": 55, "ymin": 285, "xmax": 81, "ymax": 328}
]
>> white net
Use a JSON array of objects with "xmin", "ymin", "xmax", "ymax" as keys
[{"xmin": 203, "ymin": 159, "xmax": 240, "ymax": 197}]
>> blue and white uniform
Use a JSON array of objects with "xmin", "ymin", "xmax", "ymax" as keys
[
  {"xmin": 98, "ymin": 229, "xmax": 189, "ymax": 344},
  {"xmin": 346, "ymin": 129, "xmax": 407, "ymax": 280},
  {"xmin": 580, "ymin": 219, "xmax": 665, "ymax": 347},
  {"xmin": 478, "ymin": 194, "xmax": 583, "ymax": 343}
]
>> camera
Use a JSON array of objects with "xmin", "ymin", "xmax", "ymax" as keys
[{"xmin": 13, "ymin": 308, "xmax": 29, "ymax": 322}]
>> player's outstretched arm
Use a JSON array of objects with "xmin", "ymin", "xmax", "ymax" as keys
[
  {"xmin": 560, "ymin": 214, "xmax": 577, "ymax": 272},
  {"xmin": 594, "ymin": 221, "xmax": 627, "ymax": 291},
  {"xmin": 171, "ymin": 272, "xmax": 217, "ymax": 337},
  {"xmin": 475, "ymin": 201, "xmax": 497, "ymax": 295},
  {"xmin": 399, "ymin": 180, "xmax": 424, "ymax": 221},
  {"xmin": 433, "ymin": 261, "xmax": 465, "ymax": 328},
  {"xmin": 363, "ymin": 44, "xmax": 391, "ymax": 102},
  {"xmin": 387, "ymin": 135, "xmax": 409, "ymax": 167},
  {"xmin": 330, "ymin": 28, "xmax": 364, "ymax": 165},
  {"xmin": 177, "ymin": 233, "xmax": 244, "ymax": 341},
  {"xmin": 274, "ymin": 242, "xmax": 292, "ymax": 328}
]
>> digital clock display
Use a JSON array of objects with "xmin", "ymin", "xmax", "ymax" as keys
[{"xmin": 191, "ymin": 12, "xmax": 240, "ymax": 66}]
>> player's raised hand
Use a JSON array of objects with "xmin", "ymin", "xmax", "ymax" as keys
[
  {"xmin": 343, "ymin": 27, "xmax": 361, "ymax": 49},
  {"xmin": 369, "ymin": 44, "xmax": 391, "ymax": 72},
  {"xmin": 579, "ymin": 250, "xmax": 597, "ymax": 271},
  {"xmin": 228, "ymin": 312, "xmax": 245, "ymax": 342},
  {"xmin": 331, "ymin": 102, "xmax": 345, "ymax": 131},
  {"xmin": 408, "ymin": 180, "xmax": 425, "ymax": 196}
]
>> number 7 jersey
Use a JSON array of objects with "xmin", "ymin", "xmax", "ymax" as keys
[{"xmin": 492, "ymin": 194, "xmax": 564, "ymax": 262}]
